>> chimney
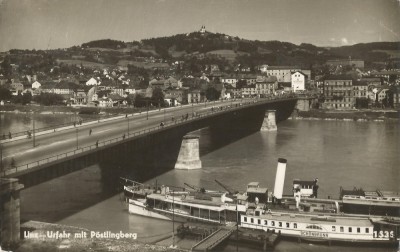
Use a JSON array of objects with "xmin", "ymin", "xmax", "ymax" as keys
[{"xmin": 273, "ymin": 158, "xmax": 287, "ymax": 203}]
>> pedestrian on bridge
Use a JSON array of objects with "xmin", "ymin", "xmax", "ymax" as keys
[
  {"xmin": 96, "ymin": 140, "xmax": 99, "ymax": 148},
  {"xmin": 8, "ymin": 131, "xmax": 12, "ymax": 139},
  {"xmin": 89, "ymin": 128, "xmax": 92, "ymax": 136}
]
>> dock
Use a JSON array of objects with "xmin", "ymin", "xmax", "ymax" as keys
[
  {"xmin": 232, "ymin": 228, "xmax": 280, "ymax": 251},
  {"xmin": 191, "ymin": 226, "xmax": 235, "ymax": 251}
]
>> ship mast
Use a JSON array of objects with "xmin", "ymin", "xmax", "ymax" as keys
[{"xmin": 172, "ymin": 189, "xmax": 175, "ymax": 248}]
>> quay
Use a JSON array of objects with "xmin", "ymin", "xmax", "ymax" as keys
[
  {"xmin": 191, "ymin": 226, "xmax": 235, "ymax": 251},
  {"xmin": 190, "ymin": 225, "xmax": 280, "ymax": 251}
]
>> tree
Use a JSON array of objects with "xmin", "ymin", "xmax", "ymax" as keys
[
  {"xmin": 22, "ymin": 92, "xmax": 32, "ymax": 105},
  {"xmin": 205, "ymin": 87, "xmax": 220, "ymax": 101},
  {"xmin": 134, "ymin": 94, "xmax": 146, "ymax": 107},
  {"xmin": 151, "ymin": 87, "xmax": 165, "ymax": 107},
  {"xmin": 33, "ymin": 93, "xmax": 64, "ymax": 106},
  {"xmin": 0, "ymin": 87, "xmax": 12, "ymax": 101},
  {"xmin": 0, "ymin": 56, "xmax": 12, "ymax": 77},
  {"xmin": 236, "ymin": 79, "xmax": 247, "ymax": 89}
]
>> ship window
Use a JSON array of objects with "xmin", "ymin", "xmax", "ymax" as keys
[
  {"xmin": 258, "ymin": 219, "xmax": 261, "ymax": 225},
  {"xmin": 357, "ymin": 227, "xmax": 360, "ymax": 233},
  {"xmin": 340, "ymin": 227, "xmax": 344, "ymax": 232},
  {"xmin": 293, "ymin": 223, "xmax": 297, "ymax": 228},
  {"xmin": 349, "ymin": 227, "xmax": 352, "ymax": 233},
  {"xmin": 332, "ymin": 226, "xmax": 336, "ymax": 232},
  {"xmin": 365, "ymin": 228, "xmax": 369, "ymax": 233},
  {"xmin": 244, "ymin": 217, "xmax": 247, "ymax": 222},
  {"xmin": 271, "ymin": 221, "xmax": 275, "ymax": 226},
  {"xmin": 286, "ymin": 223, "xmax": 290, "ymax": 228},
  {"xmin": 279, "ymin": 222, "xmax": 282, "ymax": 227},
  {"xmin": 264, "ymin": 220, "xmax": 268, "ymax": 225}
]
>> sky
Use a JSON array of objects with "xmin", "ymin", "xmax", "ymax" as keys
[{"xmin": 0, "ymin": 0, "xmax": 399, "ymax": 51}]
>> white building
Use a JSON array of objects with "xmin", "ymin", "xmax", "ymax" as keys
[
  {"xmin": 86, "ymin": 77, "xmax": 99, "ymax": 86},
  {"xmin": 221, "ymin": 76, "xmax": 238, "ymax": 87},
  {"xmin": 32, "ymin": 81, "xmax": 41, "ymax": 89},
  {"xmin": 291, "ymin": 71, "xmax": 306, "ymax": 92}
]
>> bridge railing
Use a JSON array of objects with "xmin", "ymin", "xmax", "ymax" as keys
[{"xmin": 1, "ymin": 96, "xmax": 296, "ymax": 177}]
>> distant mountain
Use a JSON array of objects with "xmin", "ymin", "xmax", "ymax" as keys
[{"xmin": 79, "ymin": 32, "xmax": 398, "ymax": 69}]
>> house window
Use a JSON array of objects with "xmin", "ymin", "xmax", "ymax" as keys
[
  {"xmin": 340, "ymin": 227, "xmax": 344, "ymax": 232},
  {"xmin": 357, "ymin": 227, "xmax": 360, "ymax": 233},
  {"xmin": 286, "ymin": 223, "xmax": 290, "ymax": 228},
  {"xmin": 349, "ymin": 227, "xmax": 352, "ymax": 233},
  {"xmin": 271, "ymin": 221, "xmax": 275, "ymax": 226},
  {"xmin": 279, "ymin": 222, "xmax": 282, "ymax": 227},
  {"xmin": 258, "ymin": 219, "xmax": 261, "ymax": 225},
  {"xmin": 332, "ymin": 226, "xmax": 336, "ymax": 232},
  {"xmin": 244, "ymin": 217, "xmax": 247, "ymax": 222},
  {"xmin": 293, "ymin": 223, "xmax": 297, "ymax": 228},
  {"xmin": 251, "ymin": 218, "xmax": 254, "ymax": 223},
  {"xmin": 264, "ymin": 220, "xmax": 268, "ymax": 225},
  {"xmin": 365, "ymin": 228, "xmax": 369, "ymax": 233}
]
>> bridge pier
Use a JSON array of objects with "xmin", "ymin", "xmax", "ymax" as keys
[
  {"xmin": 175, "ymin": 135, "xmax": 202, "ymax": 170},
  {"xmin": 0, "ymin": 178, "xmax": 24, "ymax": 249},
  {"xmin": 260, "ymin": 110, "xmax": 277, "ymax": 131}
]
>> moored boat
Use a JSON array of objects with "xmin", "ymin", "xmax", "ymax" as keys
[
  {"xmin": 122, "ymin": 178, "xmax": 247, "ymax": 224},
  {"xmin": 239, "ymin": 158, "xmax": 400, "ymax": 246},
  {"xmin": 121, "ymin": 158, "xmax": 400, "ymax": 246}
]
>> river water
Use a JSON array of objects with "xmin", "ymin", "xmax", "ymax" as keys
[{"xmin": 1, "ymin": 112, "xmax": 399, "ymax": 251}]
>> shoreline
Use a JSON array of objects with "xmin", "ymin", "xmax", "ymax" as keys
[{"xmin": 291, "ymin": 109, "xmax": 399, "ymax": 122}]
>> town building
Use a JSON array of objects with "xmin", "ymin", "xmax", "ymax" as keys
[
  {"xmin": 31, "ymin": 81, "xmax": 41, "ymax": 89},
  {"xmin": 255, "ymin": 76, "xmax": 278, "ymax": 97},
  {"xmin": 323, "ymin": 76, "xmax": 355, "ymax": 109},
  {"xmin": 221, "ymin": 75, "xmax": 238, "ymax": 87},
  {"xmin": 86, "ymin": 77, "xmax": 99, "ymax": 86},
  {"xmin": 239, "ymin": 74, "xmax": 257, "ymax": 85},
  {"xmin": 353, "ymin": 80, "xmax": 369, "ymax": 99},
  {"xmin": 188, "ymin": 90, "xmax": 202, "ymax": 103},
  {"xmin": 377, "ymin": 87, "xmax": 390, "ymax": 103},
  {"xmin": 241, "ymin": 84, "xmax": 257, "ymax": 98},
  {"xmin": 392, "ymin": 86, "xmax": 400, "ymax": 108},
  {"xmin": 291, "ymin": 71, "xmax": 306, "ymax": 92},
  {"xmin": 164, "ymin": 88, "xmax": 187, "ymax": 105},
  {"xmin": 10, "ymin": 82, "xmax": 24, "ymax": 95},
  {"xmin": 74, "ymin": 89, "xmax": 88, "ymax": 105},
  {"xmin": 265, "ymin": 66, "xmax": 301, "ymax": 82}
]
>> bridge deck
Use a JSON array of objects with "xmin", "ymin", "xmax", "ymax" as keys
[{"xmin": 1, "ymin": 97, "xmax": 297, "ymax": 179}]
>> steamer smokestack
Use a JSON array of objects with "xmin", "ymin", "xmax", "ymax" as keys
[{"xmin": 273, "ymin": 158, "xmax": 287, "ymax": 203}]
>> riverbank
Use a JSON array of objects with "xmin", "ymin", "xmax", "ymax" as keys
[
  {"xmin": 13, "ymin": 221, "xmax": 186, "ymax": 252},
  {"xmin": 292, "ymin": 109, "xmax": 399, "ymax": 121}
]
